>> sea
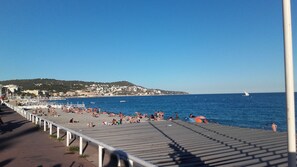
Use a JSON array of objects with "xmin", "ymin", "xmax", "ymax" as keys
[{"xmin": 51, "ymin": 93, "xmax": 292, "ymax": 132}]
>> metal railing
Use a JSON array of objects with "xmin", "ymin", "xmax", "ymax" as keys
[{"xmin": 5, "ymin": 103, "xmax": 156, "ymax": 167}]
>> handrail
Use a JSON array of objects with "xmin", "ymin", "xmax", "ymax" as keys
[{"xmin": 4, "ymin": 102, "xmax": 156, "ymax": 167}]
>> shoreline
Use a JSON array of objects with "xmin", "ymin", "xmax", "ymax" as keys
[
  {"xmin": 50, "ymin": 93, "xmax": 188, "ymax": 99},
  {"xmin": 51, "ymin": 92, "xmax": 287, "ymax": 99}
]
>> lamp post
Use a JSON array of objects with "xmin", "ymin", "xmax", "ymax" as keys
[{"xmin": 282, "ymin": 0, "xmax": 296, "ymax": 166}]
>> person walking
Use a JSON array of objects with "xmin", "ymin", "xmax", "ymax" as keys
[{"xmin": 272, "ymin": 123, "xmax": 277, "ymax": 132}]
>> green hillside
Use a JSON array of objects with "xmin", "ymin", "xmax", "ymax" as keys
[{"xmin": 0, "ymin": 78, "xmax": 135, "ymax": 93}]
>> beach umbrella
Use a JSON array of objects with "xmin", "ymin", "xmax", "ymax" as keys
[
  {"xmin": 196, "ymin": 116, "xmax": 206, "ymax": 119},
  {"xmin": 195, "ymin": 117, "xmax": 203, "ymax": 123}
]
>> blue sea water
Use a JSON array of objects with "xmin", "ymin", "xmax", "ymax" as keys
[{"xmin": 52, "ymin": 93, "xmax": 291, "ymax": 132}]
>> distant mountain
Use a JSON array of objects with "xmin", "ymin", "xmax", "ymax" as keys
[{"xmin": 0, "ymin": 78, "xmax": 188, "ymax": 96}]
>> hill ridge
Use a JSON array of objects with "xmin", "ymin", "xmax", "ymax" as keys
[{"xmin": 0, "ymin": 78, "xmax": 188, "ymax": 96}]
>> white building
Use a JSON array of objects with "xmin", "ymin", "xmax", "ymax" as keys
[
  {"xmin": 23, "ymin": 90, "xmax": 39, "ymax": 96},
  {"xmin": 3, "ymin": 84, "xmax": 19, "ymax": 93}
]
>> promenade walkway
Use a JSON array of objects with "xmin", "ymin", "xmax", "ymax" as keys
[{"xmin": 0, "ymin": 104, "xmax": 95, "ymax": 167}]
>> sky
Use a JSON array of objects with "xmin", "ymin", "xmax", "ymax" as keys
[{"xmin": 0, "ymin": 0, "xmax": 296, "ymax": 94}]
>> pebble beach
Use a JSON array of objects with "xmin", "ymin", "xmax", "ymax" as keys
[{"xmin": 17, "ymin": 101, "xmax": 159, "ymax": 130}]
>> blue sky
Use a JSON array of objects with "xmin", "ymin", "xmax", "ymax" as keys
[{"xmin": 0, "ymin": 0, "xmax": 296, "ymax": 94}]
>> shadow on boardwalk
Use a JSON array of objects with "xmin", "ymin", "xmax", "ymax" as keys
[
  {"xmin": 172, "ymin": 120, "xmax": 290, "ymax": 167},
  {"xmin": 0, "ymin": 105, "xmax": 37, "ymax": 151},
  {"xmin": 149, "ymin": 122, "xmax": 209, "ymax": 167}
]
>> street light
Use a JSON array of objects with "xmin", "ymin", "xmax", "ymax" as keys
[{"xmin": 282, "ymin": 0, "xmax": 296, "ymax": 166}]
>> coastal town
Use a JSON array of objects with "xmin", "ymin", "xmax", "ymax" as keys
[{"xmin": 0, "ymin": 79, "xmax": 188, "ymax": 98}]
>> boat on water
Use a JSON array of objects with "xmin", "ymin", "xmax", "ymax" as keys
[
  {"xmin": 120, "ymin": 100, "xmax": 126, "ymax": 103},
  {"xmin": 90, "ymin": 102, "xmax": 95, "ymax": 104},
  {"xmin": 243, "ymin": 91, "xmax": 250, "ymax": 96}
]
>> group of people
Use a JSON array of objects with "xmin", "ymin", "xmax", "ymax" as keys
[
  {"xmin": 30, "ymin": 103, "xmax": 281, "ymax": 132},
  {"xmin": 149, "ymin": 111, "xmax": 165, "ymax": 121},
  {"xmin": 62, "ymin": 106, "xmax": 87, "ymax": 114}
]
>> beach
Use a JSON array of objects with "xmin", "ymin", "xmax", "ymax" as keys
[{"xmin": 51, "ymin": 93, "xmax": 289, "ymax": 131}]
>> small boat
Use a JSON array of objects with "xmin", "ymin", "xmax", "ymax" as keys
[
  {"xmin": 243, "ymin": 91, "xmax": 249, "ymax": 96},
  {"xmin": 90, "ymin": 102, "xmax": 95, "ymax": 104},
  {"xmin": 120, "ymin": 100, "xmax": 126, "ymax": 103}
]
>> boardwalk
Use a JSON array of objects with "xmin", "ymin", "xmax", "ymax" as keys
[{"xmin": 72, "ymin": 120, "xmax": 292, "ymax": 167}]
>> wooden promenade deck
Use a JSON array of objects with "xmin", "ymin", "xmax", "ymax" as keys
[{"xmin": 64, "ymin": 120, "xmax": 292, "ymax": 167}]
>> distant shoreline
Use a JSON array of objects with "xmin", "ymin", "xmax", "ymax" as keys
[
  {"xmin": 51, "ymin": 93, "xmax": 189, "ymax": 100},
  {"xmin": 51, "ymin": 92, "xmax": 286, "ymax": 100}
]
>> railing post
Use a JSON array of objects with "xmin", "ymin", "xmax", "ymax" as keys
[
  {"xmin": 49, "ymin": 123, "xmax": 52, "ymax": 135},
  {"xmin": 129, "ymin": 159, "xmax": 134, "ymax": 167},
  {"xmin": 57, "ymin": 127, "xmax": 60, "ymax": 139},
  {"xmin": 117, "ymin": 154, "xmax": 121, "ymax": 167},
  {"xmin": 35, "ymin": 117, "xmax": 38, "ymax": 125},
  {"xmin": 29, "ymin": 114, "xmax": 32, "ymax": 121},
  {"xmin": 99, "ymin": 145, "xmax": 103, "ymax": 167},
  {"xmin": 79, "ymin": 136, "xmax": 83, "ymax": 155},
  {"xmin": 66, "ymin": 131, "xmax": 70, "ymax": 147},
  {"xmin": 44, "ymin": 121, "xmax": 47, "ymax": 131}
]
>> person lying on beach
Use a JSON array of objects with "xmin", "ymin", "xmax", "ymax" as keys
[
  {"xmin": 128, "ymin": 117, "xmax": 140, "ymax": 123},
  {"xmin": 150, "ymin": 114, "xmax": 155, "ymax": 121},
  {"xmin": 135, "ymin": 112, "xmax": 144, "ymax": 119},
  {"xmin": 87, "ymin": 122, "xmax": 95, "ymax": 127},
  {"xmin": 102, "ymin": 120, "xmax": 112, "ymax": 126},
  {"xmin": 109, "ymin": 113, "xmax": 116, "ymax": 117},
  {"xmin": 92, "ymin": 112, "xmax": 100, "ymax": 117},
  {"xmin": 112, "ymin": 119, "xmax": 117, "ymax": 125},
  {"xmin": 69, "ymin": 118, "xmax": 79, "ymax": 123}
]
